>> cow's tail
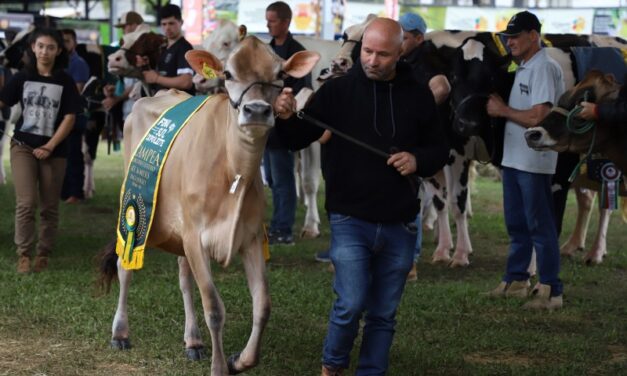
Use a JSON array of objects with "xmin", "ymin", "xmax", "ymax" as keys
[
  {"xmin": 96, "ymin": 239, "xmax": 118, "ymax": 294},
  {"xmin": 621, "ymin": 197, "xmax": 627, "ymax": 224}
]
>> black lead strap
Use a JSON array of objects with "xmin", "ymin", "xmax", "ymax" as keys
[
  {"xmin": 295, "ymin": 110, "xmax": 423, "ymax": 195},
  {"xmin": 296, "ymin": 110, "xmax": 390, "ymax": 159}
]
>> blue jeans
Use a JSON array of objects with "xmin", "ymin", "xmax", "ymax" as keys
[
  {"xmin": 323, "ymin": 213, "xmax": 416, "ymax": 375},
  {"xmin": 263, "ymin": 148, "xmax": 296, "ymax": 236},
  {"xmin": 502, "ymin": 167, "xmax": 563, "ymax": 297}
]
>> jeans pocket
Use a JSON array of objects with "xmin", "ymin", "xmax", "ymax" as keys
[
  {"xmin": 402, "ymin": 221, "xmax": 418, "ymax": 235},
  {"xmin": 329, "ymin": 213, "xmax": 352, "ymax": 224}
]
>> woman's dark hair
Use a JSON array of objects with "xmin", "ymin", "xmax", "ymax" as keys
[{"xmin": 24, "ymin": 28, "xmax": 68, "ymax": 75}]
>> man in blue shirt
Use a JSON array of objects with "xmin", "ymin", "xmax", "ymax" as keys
[{"xmin": 61, "ymin": 29, "xmax": 90, "ymax": 203}]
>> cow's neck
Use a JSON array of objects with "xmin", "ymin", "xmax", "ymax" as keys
[{"xmin": 225, "ymin": 110, "xmax": 268, "ymax": 189}]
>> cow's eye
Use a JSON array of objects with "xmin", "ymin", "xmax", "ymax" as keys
[
  {"xmin": 278, "ymin": 70, "xmax": 289, "ymax": 80},
  {"xmin": 223, "ymin": 71, "xmax": 233, "ymax": 80}
]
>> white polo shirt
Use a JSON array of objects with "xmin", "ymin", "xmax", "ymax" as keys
[{"xmin": 501, "ymin": 48, "xmax": 565, "ymax": 174}]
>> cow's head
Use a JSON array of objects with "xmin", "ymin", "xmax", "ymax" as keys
[
  {"xmin": 525, "ymin": 70, "xmax": 621, "ymax": 153},
  {"xmin": 0, "ymin": 27, "xmax": 34, "ymax": 69},
  {"xmin": 318, "ymin": 14, "xmax": 375, "ymax": 81},
  {"xmin": 108, "ymin": 24, "xmax": 165, "ymax": 77},
  {"xmin": 193, "ymin": 20, "xmax": 247, "ymax": 94},
  {"xmin": 186, "ymin": 36, "xmax": 319, "ymax": 134},
  {"xmin": 450, "ymin": 36, "xmax": 513, "ymax": 137}
]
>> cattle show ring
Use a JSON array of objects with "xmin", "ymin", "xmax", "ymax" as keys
[{"xmin": 0, "ymin": 1, "xmax": 626, "ymax": 375}]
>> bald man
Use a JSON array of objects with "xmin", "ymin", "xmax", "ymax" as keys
[{"xmin": 274, "ymin": 18, "xmax": 449, "ymax": 375}]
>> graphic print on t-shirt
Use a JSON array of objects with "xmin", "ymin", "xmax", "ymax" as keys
[{"xmin": 21, "ymin": 80, "xmax": 63, "ymax": 137}]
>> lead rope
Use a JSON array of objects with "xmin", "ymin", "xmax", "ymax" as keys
[{"xmin": 566, "ymin": 91, "xmax": 597, "ymax": 183}]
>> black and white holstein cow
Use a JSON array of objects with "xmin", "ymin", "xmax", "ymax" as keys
[{"xmin": 99, "ymin": 36, "xmax": 320, "ymax": 375}]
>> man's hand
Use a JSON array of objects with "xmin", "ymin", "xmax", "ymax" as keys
[
  {"xmin": 135, "ymin": 55, "xmax": 150, "ymax": 69},
  {"xmin": 579, "ymin": 101, "xmax": 598, "ymax": 120},
  {"xmin": 103, "ymin": 84, "xmax": 115, "ymax": 97},
  {"xmin": 487, "ymin": 93, "xmax": 508, "ymax": 118},
  {"xmin": 273, "ymin": 88, "xmax": 296, "ymax": 120},
  {"xmin": 102, "ymin": 97, "xmax": 119, "ymax": 111},
  {"xmin": 387, "ymin": 152, "xmax": 417, "ymax": 176},
  {"xmin": 142, "ymin": 69, "xmax": 159, "ymax": 84}
]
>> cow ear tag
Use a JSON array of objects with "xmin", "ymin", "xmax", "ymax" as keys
[
  {"xmin": 185, "ymin": 50, "xmax": 224, "ymax": 77},
  {"xmin": 202, "ymin": 62, "xmax": 218, "ymax": 79}
]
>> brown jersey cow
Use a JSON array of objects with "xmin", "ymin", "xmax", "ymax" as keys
[{"xmin": 100, "ymin": 36, "xmax": 319, "ymax": 375}]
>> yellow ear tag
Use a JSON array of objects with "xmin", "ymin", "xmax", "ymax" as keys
[{"xmin": 202, "ymin": 62, "xmax": 217, "ymax": 79}]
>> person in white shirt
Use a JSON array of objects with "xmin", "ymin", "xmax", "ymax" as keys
[{"xmin": 485, "ymin": 11, "xmax": 565, "ymax": 310}]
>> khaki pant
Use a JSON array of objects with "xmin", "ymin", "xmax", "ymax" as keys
[{"xmin": 10, "ymin": 142, "xmax": 66, "ymax": 257}]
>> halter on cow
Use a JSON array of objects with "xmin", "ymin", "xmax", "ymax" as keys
[
  {"xmin": 99, "ymin": 36, "xmax": 320, "ymax": 375},
  {"xmin": 526, "ymin": 70, "xmax": 625, "ymax": 172}
]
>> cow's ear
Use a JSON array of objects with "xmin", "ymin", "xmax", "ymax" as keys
[
  {"xmin": 604, "ymin": 73, "xmax": 616, "ymax": 83},
  {"xmin": 185, "ymin": 50, "xmax": 224, "ymax": 79},
  {"xmin": 282, "ymin": 51, "xmax": 320, "ymax": 79},
  {"xmin": 238, "ymin": 25, "xmax": 247, "ymax": 40}
]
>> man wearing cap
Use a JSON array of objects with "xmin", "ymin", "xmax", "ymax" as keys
[
  {"xmin": 103, "ymin": 11, "xmax": 145, "ymax": 118},
  {"xmin": 399, "ymin": 12, "xmax": 450, "ymax": 105},
  {"xmin": 398, "ymin": 12, "xmax": 451, "ymax": 281},
  {"xmin": 486, "ymin": 10, "xmax": 565, "ymax": 310},
  {"xmin": 139, "ymin": 4, "xmax": 194, "ymax": 94},
  {"xmin": 114, "ymin": 11, "xmax": 144, "ymax": 35}
]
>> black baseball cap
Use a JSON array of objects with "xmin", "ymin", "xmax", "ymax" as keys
[{"xmin": 500, "ymin": 11, "xmax": 541, "ymax": 36}]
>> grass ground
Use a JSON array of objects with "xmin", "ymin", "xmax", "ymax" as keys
[{"xmin": 0, "ymin": 143, "xmax": 625, "ymax": 375}]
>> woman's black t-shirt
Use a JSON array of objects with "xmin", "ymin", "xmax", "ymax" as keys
[{"xmin": 0, "ymin": 70, "xmax": 81, "ymax": 158}]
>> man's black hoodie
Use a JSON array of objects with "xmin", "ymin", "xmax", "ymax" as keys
[{"xmin": 275, "ymin": 60, "xmax": 449, "ymax": 223}]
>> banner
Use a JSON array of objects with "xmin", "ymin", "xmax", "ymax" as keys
[{"xmin": 593, "ymin": 8, "xmax": 627, "ymax": 38}]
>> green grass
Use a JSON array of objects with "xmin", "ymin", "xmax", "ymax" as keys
[{"xmin": 0, "ymin": 144, "xmax": 626, "ymax": 375}]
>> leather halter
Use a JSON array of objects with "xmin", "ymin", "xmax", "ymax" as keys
[{"xmin": 227, "ymin": 78, "xmax": 284, "ymax": 109}]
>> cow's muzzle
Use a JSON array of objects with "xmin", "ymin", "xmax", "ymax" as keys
[
  {"xmin": 524, "ymin": 127, "xmax": 554, "ymax": 150},
  {"xmin": 238, "ymin": 100, "xmax": 275, "ymax": 130}
]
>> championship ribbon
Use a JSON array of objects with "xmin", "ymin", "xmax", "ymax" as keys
[
  {"xmin": 115, "ymin": 95, "xmax": 212, "ymax": 270},
  {"xmin": 599, "ymin": 162, "xmax": 621, "ymax": 210}
]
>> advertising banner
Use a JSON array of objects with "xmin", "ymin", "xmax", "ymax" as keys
[{"xmin": 593, "ymin": 8, "xmax": 627, "ymax": 38}]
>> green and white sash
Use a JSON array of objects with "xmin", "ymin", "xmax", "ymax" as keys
[{"xmin": 115, "ymin": 95, "xmax": 211, "ymax": 270}]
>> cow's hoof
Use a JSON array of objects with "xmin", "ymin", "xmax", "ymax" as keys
[
  {"xmin": 185, "ymin": 346, "xmax": 207, "ymax": 361},
  {"xmin": 432, "ymin": 251, "xmax": 451, "ymax": 264},
  {"xmin": 560, "ymin": 246, "xmax": 583, "ymax": 257},
  {"xmin": 584, "ymin": 253, "xmax": 604, "ymax": 266},
  {"xmin": 449, "ymin": 258, "xmax": 469, "ymax": 268},
  {"xmin": 300, "ymin": 228, "xmax": 320, "ymax": 239},
  {"xmin": 110, "ymin": 338, "xmax": 131, "ymax": 350},
  {"xmin": 227, "ymin": 352, "xmax": 244, "ymax": 375}
]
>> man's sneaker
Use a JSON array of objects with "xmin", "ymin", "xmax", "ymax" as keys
[
  {"xmin": 482, "ymin": 280, "xmax": 530, "ymax": 299},
  {"xmin": 315, "ymin": 250, "xmax": 331, "ymax": 262},
  {"xmin": 269, "ymin": 233, "xmax": 295, "ymax": 246},
  {"xmin": 522, "ymin": 283, "xmax": 563, "ymax": 311}
]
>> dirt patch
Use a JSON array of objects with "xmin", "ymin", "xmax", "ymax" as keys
[
  {"xmin": 0, "ymin": 332, "xmax": 141, "ymax": 375},
  {"xmin": 464, "ymin": 351, "xmax": 533, "ymax": 366},
  {"xmin": 607, "ymin": 345, "xmax": 627, "ymax": 364}
]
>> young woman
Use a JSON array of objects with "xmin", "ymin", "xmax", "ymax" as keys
[{"xmin": 0, "ymin": 28, "xmax": 81, "ymax": 273}]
